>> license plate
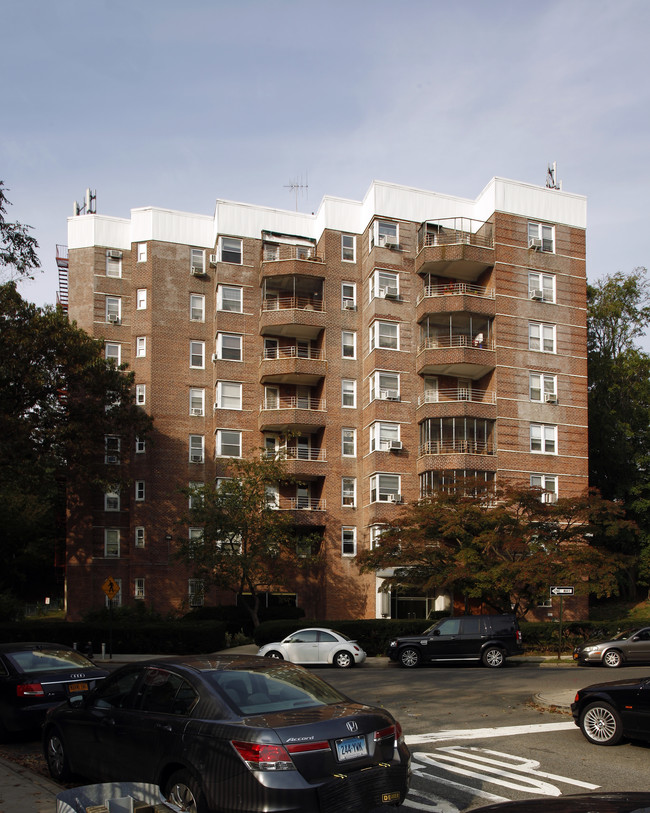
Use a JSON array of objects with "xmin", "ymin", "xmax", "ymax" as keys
[
  {"xmin": 335, "ymin": 735, "xmax": 367, "ymax": 762},
  {"xmin": 67, "ymin": 681, "xmax": 89, "ymax": 693},
  {"xmin": 382, "ymin": 792, "xmax": 401, "ymax": 803}
]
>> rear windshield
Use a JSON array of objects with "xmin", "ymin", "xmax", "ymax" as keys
[
  {"xmin": 207, "ymin": 666, "xmax": 346, "ymax": 716},
  {"xmin": 7, "ymin": 648, "xmax": 95, "ymax": 673}
]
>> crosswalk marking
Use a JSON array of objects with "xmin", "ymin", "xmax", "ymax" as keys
[{"xmin": 405, "ymin": 721, "xmax": 575, "ymax": 745}]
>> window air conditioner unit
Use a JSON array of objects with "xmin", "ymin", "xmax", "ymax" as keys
[
  {"xmin": 530, "ymin": 289, "xmax": 544, "ymax": 300},
  {"xmin": 379, "ymin": 390, "xmax": 389, "ymax": 400},
  {"xmin": 211, "ymin": 353, "xmax": 218, "ymax": 363},
  {"xmin": 388, "ymin": 493, "xmax": 402, "ymax": 503},
  {"xmin": 384, "ymin": 236, "xmax": 399, "ymax": 248},
  {"xmin": 389, "ymin": 440, "xmax": 403, "ymax": 451},
  {"xmin": 190, "ymin": 454, "xmax": 203, "ymax": 463},
  {"xmin": 377, "ymin": 288, "xmax": 387, "ymax": 298},
  {"xmin": 209, "ymin": 254, "xmax": 218, "ymax": 266},
  {"xmin": 544, "ymin": 393, "xmax": 558, "ymax": 404},
  {"xmin": 107, "ymin": 314, "xmax": 120, "ymax": 323},
  {"xmin": 108, "ymin": 250, "xmax": 123, "ymax": 259},
  {"xmin": 343, "ymin": 299, "xmax": 356, "ymax": 310},
  {"xmin": 190, "ymin": 408, "xmax": 203, "ymax": 416},
  {"xmin": 529, "ymin": 238, "xmax": 543, "ymax": 250},
  {"xmin": 386, "ymin": 390, "xmax": 399, "ymax": 400},
  {"xmin": 385, "ymin": 286, "xmax": 399, "ymax": 298},
  {"xmin": 191, "ymin": 267, "xmax": 205, "ymax": 276},
  {"xmin": 106, "ymin": 455, "xmax": 118, "ymax": 464}
]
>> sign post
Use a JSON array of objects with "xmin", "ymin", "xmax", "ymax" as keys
[
  {"xmin": 550, "ymin": 586, "xmax": 574, "ymax": 660},
  {"xmin": 102, "ymin": 578, "xmax": 120, "ymax": 659}
]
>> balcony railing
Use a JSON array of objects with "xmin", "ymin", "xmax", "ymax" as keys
[
  {"xmin": 418, "ymin": 389, "xmax": 496, "ymax": 407},
  {"xmin": 419, "ymin": 440, "xmax": 496, "ymax": 456},
  {"xmin": 277, "ymin": 497, "xmax": 326, "ymax": 511},
  {"xmin": 262, "ymin": 296, "xmax": 325, "ymax": 312},
  {"xmin": 263, "ymin": 245, "xmax": 321, "ymax": 262},
  {"xmin": 417, "ymin": 282, "xmax": 495, "ymax": 304},
  {"xmin": 285, "ymin": 447, "xmax": 327, "ymax": 462},
  {"xmin": 263, "ymin": 346, "xmax": 325, "ymax": 361},
  {"xmin": 418, "ymin": 335, "xmax": 495, "ymax": 351},
  {"xmin": 417, "ymin": 217, "xmax": 493, "ymax": 253},
  {"xmin": 261, "ymin": 396, "xmax": 326, "ymax": 411}
]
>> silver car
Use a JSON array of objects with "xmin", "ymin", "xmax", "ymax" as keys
[
  {"xmin": 257, "ymin": 628, "xmax": 366, "ymax": 668},
  {"xmin": 574, "ymin": 627, "xmax": 650, "ymax": 667}
]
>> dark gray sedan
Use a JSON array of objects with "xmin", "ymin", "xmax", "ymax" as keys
[{"xmin": 574, "ymin": 627, "xmax": 650, "ymax": 667}]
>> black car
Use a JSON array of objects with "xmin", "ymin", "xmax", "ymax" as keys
[
  {"xmin": 0, "ymin": 641, "xmax": 108, "ymax": 739},
  {"xmin": 387, "ymin": 615, "xmax": 523, "ymax": 668},
  {"xmin": 571, "ymin": 675, "xmax": 650, "ymax": 745},
  {"xmin": 474, "ymin": 792, "xmax": 650, "ymax": 813},
  {"xmin": 43, "ymin": 654, "xmax": 410, "ymax": 813}
]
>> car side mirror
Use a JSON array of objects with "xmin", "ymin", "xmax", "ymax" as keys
[
  {"xmin": 631, "ymin": 636, "xmax": 640, "ymax": 642},
  {"xmin": 432, "ymin": 629, "xmax": 440, "ymax": 636}
]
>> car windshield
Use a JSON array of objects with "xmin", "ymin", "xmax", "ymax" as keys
[
  {"xmin": 207, "ymin": 666, "xmax": 346, "ymax": 716},
  {"xmin": 7, "ymin": 648, "xmax": 95, "ymax": 673},
  {"xmin": 612, "ymin": 629, "xmax": 637, "ymax": 641}
]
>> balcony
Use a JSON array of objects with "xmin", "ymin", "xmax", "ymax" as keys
[
  {"xmin": 417, "ymin": 439, "xmax": 497, "ymax": 476},
  {"xmin": 260, "ymin": 295, "xmax": 326, "ymax": 340},
  {"xmin": 416, "ymin": 282, "xmax": 495, "ymax": 322},
  {"xmin": 283, "ymin": 446, "xmax": 328, "ymax": 479},
  {"xmin": 417, "ymin": 335, "xmax": 496, "ymax": 378},
  {"xmin": 260, "ymin": 244, "xmax": 325, "ymax": 283},
  {"xmin": 416, "ymin": 218, "xmax": 494, "ymax": 280},
  {"xmin": 417, "ymin": 388, "xmax": 497, "ymax": 421},
  {"xmin": 258, "ymin": 396, "xmax": 327, "ymax": 432},
  {"xmin": 260, "ymin": 346, "xmax": 327, "ymax": 385}
]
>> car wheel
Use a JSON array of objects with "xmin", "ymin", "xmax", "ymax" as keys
[
  {"xmin": 264, "ymin": 650, "xmax": 284, "ymax": 660},
  {"xmin": 44, "ymin": 727, "xmax": 72, "ymax": 782},
  {"xmin": 165, "ymin": 769, "xmax": 208, "ymax": 813},
  {"xmin": 334, "ymin": 650, "xmax": 353, "ymax": 668},
  {"xmin": 602, "ymin": 649, "xmax": 623, "ymax": 668},
  {"xmin": 580, "ymin": 701, "xmax": 624, "ymax": 745},
  {"xmin": 482, "ymin": 647, "xmax": 505, "ymax": 668},
  {"xmin": 399, "ymin": 647, "xmax": 421, "ymax": 668}
]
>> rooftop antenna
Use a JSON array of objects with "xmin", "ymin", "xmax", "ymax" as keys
[
  {"xmin": 546, "ymin": 162, "xmax": 562, "ymax": 191},
  {"xmin": 73, "ymin": 188, "xmax": 97, "ymax": 216},
  {"xmin": 284, "ymin": 173, "xmax": 309, "ymax": 211}
]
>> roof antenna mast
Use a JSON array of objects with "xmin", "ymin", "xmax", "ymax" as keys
[
  {"xmin": 284, "ymin": 173, "xmax": 309, "ymax": 211},
  {"xmin": 73, "ymin": 188, "xmax": 96, "ymax": 216},
  {"xmin": 546, "ymin": 162, "xmax": 562, "ymax": 190}
]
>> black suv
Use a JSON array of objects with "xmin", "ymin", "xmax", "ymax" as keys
[{"xmin": 387, "ymin": 615, "xmax": 523, "ymax": 668}]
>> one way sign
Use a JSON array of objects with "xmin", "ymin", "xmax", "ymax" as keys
[{"xmin": 550, "ymin": 585, "xmax": 574, "ymax": 596}]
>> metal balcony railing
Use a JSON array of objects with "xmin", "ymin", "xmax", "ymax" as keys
[
  {"xmin": 417, "ymin": 217, "xmax": 493, "ymax": 253},
  {"xmin": 285, "ymin": 447, "xmax": 327, "ymax": 462},
  {"xmin": 418, "ymin": 389, "xmax": 496, "ymax": 407},
  {"xmin": 418, "ymin": 335, "xmax": 495, "ymax": 351},
  {"xmin": 261, "ymin": 396, "xmax": 326, "ymax": 411},
  {"xmin": 263, "ymin": 245, "xmax": 321, "ymax": 262},
  {"xmin": 262, "ymin": 296, "xmax": 325, "ymax": 312},
  {"xmin": 419, "ymin": 440, "xmax": 496, "ymax": 456},
  {"xmin": 262, "ymin": 346, "xmax": 325, "ymax": 361},
  {"xmin": 417, "ymin": 282, "xmax": 495, "ymax": 304},
  {"xmin": 277, "ymin": 497, "xmax": 326, "ymax": 511}
]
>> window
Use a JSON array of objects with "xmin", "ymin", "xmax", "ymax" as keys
[
  {"xmin": 104, "ymin": 529, "xmax": 120, "ymax": 558},
  {"xmin": 190, "ymin": 388, "xmax": 205, "ymax": 416},
  {"xmin": 216, "ymin": 333, "xmax": 242, "ymax": 361},
  {"xmin": 372, "ymin": 220, "xmax": 399, "ymax": 249},
  {"xmin": 134, "ymin": 578, "xmax": 145, "ymax": 599},
  {"xmin": 105, "ymin": 343, "xmax": 121, "ymax": 365},
  {"xmin": 371, "ymin": 269, "xmax": 399, "ymax": 300},
  {"xmin": 189, "ymin": 435, "xmax": 204, "ymax": 463},
  {"xmin": 190, "ymin": 248, "xmax": 205, "ymax": 275},
  {"xmin": 105, "ymin": 250, "xmax": 122, "ymax": 277},
  {"xmin": 217, "ymin": 285, "xmax": 243, "ymax": 313},
  {"xmin": 104, "ymin": 489, "xmax": 120, "ymax": 512},
  {"xmin": 189, "ymin": 527, "xmax": 203, "ymax": 548},
  {"xmin": 135, "ymin": 436, "xmax": 145, "ymax": 454},
  {"xmin": 370, "ymin": 320, "xmax": 399, "ymax": 350},
  {"xmin": 136, "ymin": 289, "xmax": 147, "ymax": 310},
  {"xmin": 216, "ymin": 381, "xmax": 242, "ymax": 410},
  {"xmin": 342, "ymin": 477, "xmax": 356, "ymax": 507},
  {"xmin": 135, "ymin": 480, "xmax": 145, "ymax": 501},
  {"xmin": 106, "ymin": 296, "xmax": 121, "ymax": 323},
  {"xmin": 528, "ymin": 272, "xmax": 555, "ymax": 303},
  {"xmin": 342, "ymin": 331, "xmax": 357, "ymax": 359},
  {"xmin": 370, "ymin": 371, "xmax": 400, "ymax": 401},
  {"xmin": 216, "ymin": 429, "xmax": 242, "ymax": 457},
  {"xmin": 188, "ymin": 578, "xmax": 204, "ymax": 607},
  {"xmin": 342, "ymin": 379, "xmax": 357, "ymax": 408},
  {"xmin": 135, "ymin": 527, "xmax": 145, "ymax": 548},
  {"xmin": 341, "ymin": 527, "xmax": 357, "ymax": 556},
  {"xmin": 188, "ymin": 482, "xmax": 204, "ymax": 509},
  {"xmin": 135, "ymin": 384, "xmax": 146, "ymax": 405},
  {"xmin": 105, "ymin": 436, "xmax": 120, "ymax": 464},
  {"xmin": 341, "ymin": 282, "xmax": 357, "ymax": 310},
  {"xmin": 190, "ymin": 341, "xmax": 205, "ymax": 369},
  {"xmin": 136, "ymin": 337, "xmax": 146, "ymax": 358},
  {"xmin": 370, "ymin": 422, "xmax": 400, "ymax": 451},
  {"xmin": 528, "ymin": 322, "xmax": 556, "ymax": 353},
  {"xmin": 342, "ymin": 428, "xmax": 356, "ymax": 457},
  {"xmin": 370, "ymin": 473, "xmax": 401, "ymax": 503},
  {"xmin": 190, "ymin": 294, "xmax": 205, "ymax": 322},
  {"xmin": 369, "ymin": 524, "xmax": 386, "ymax": 550},
  {"xmin": 529, "ymin": 373, "xmax": 557, "ymax": 402},
  {"xmin": 341, "ymin": 234, "xmax": 356, "ymax": 262},
  {"xmin": 528, "ymin": 222, "xmax": 555, "ymax": 253},
  {"xmin": 531, "ymin": 474, "xmax": 558, "ymax": 503},
  {"xmin": 137, "ymin": 243, "xmax": 147, "ymax": 263},
  {"xmin": 220, "ymin": 237, "xmax": 242, "ymax": 264},
  {"xmin": 530, "ymin": 423, "xmax": 557, "ymax": 454}
]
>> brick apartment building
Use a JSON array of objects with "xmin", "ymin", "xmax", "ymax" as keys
[{"xmin": 63, "ymin": 177, "xmax": 588, "ymax": 621}]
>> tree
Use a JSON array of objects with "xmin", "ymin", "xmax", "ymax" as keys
[
  {"xmin": 0, "ymin": 182, "xmax": 41, "ymax": 280},
  {"xmin": 0, "ymin": 282, "xmax": 152, "ymax": 601},
  {"xmin": 177, "ymin": 456, "xmax": 320, "ymax": 628},
  {"xmin": 357, "ymin": 484, "xmax": 634, "ymax": 617}
]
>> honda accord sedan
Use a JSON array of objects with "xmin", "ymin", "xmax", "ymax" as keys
[{"xmin": 43, "ymin": 654, "xmax": 410, "ymax": 813}]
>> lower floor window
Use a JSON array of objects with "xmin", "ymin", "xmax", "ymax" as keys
[
  {"xmin": 531, "ymin": 473, "xmax": 558, "ymax": 502},
  {"xmin": 134, "ymin": 578, "xmax": 145, "ymax": 599},
  {"xmin": 341, "ymin": 527, "xmax": 357, "ymax": 556},
  {"xmin": 104, "ymin": 528, "xmax": 120, "ymax": 557}
]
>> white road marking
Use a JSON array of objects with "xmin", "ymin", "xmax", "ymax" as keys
[
  {"xmin": 401, "ymin": 786, "xmax": 465, "ymax": 812},
  {"xmin": 405, "ymin": 721, "xmax": 575, "ymax": 745}
]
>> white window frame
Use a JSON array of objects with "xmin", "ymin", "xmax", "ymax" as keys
[
  {"xmin": 190, "ymin": 248, "xmax": 205, "ymax": 275},
  {"xmin": 341, "ymin": 234, "xmax": 356, "ymax": 262},
  {"xmin": 370, "ymin": 473, "xmax": 401, "ymax": 503},
  {"xmin": 104, "ymin": 528, "xmax": 120, "ymax": 558},
  {"xmin": 136, "ymin": 336, "xmax": 146, "ymax": 358},
  {"xmin": 371, "ymin": 220, "xmax": 399, "ymax": 249},
  {"xmin": 369, "ymin": 524, "xmax": 386, "ymax": 550},
  {"xmin": 342, "ymin": 477, "xmax": 357, "ymax": 507},
  {"xmin": 370, "ymin": 421, "xmax": 400, "ymax": 451},
  {"xmin": 342, "ymin": 379, "xmax": 357, "ymax": 408},
  {"xmin": 342, "ymin": 331, "xmax": 357, "ymax": 359},
  {"xmin": 216, "ymin": 429, "xmax": 242, "ymax": 458},
  {"xmin": 190, "ymin": 341, "xmax": 205, "ymax": 369},
  {"xmin": 342, "ymin": 427, "xmax": 357, "ymax": 457},
  {"xmin": 106, "ymin": 296, "xmax": 121, "ymax": 323},
  {"xmin": 135, "ymin": 480, "xmax": 145, "ymax": 501},
  {"xmin": 219, "ymin": 236, "xmax": 243, "ymax": 264},
  {"xmin": 190, "ymin": 388, "xmax": 205, "ymax": 416},
  {"xmin": 189, "ymin": 434, "xmax": 205, "ymax": 464},
  {"xmin": 216, "ymin": 381, "xmax": 242, "ymax": 410},
  {"xmin": 217, "ymin": 284, "xmax": 243, "ymax": 313},
  {"xmin": 528, "ymin": 222, "xmax": 555, "ymax": 253},
  {"xmin": 190, "ymin": 294, "xmax": 205, "ymax": 322},
  {"xmin": 135, "ymin": 384, "xmax": 146, "ymax": 405},
  {"xmin": 105, "ymin": 250, "xmax": 122, "ymax": 278},
  {"xmin": 528, "ymin": 271, "xmax": 556, "ymax": 303},
  {"xmin": 188, "ymin": 481, "xmax": 204, "ymax": 510},
  {"xmin": 216, "ymin": 332, "xmax": 242, "ymax": 361},
  {"xmin": 135, "ymin": 526, "xmax": 145, "ymax": 548},
  {"xmin": 370, "ymin": 269, "xmax": 399, "ymax": 301},
  {"xmin": 137, "ymin": 243, "xmax": 147, "ymax": 263},
  {"xmin": 105, "ymin": 343, "xmax": 121, "ymax": 365},
  {"xmin": 529, "ymin": 373, "xmax": 557, "ymax": 402},
  {"xmin": 531, "ymin": 473, "xmax": 558, "ymax": 503},
  {"xmin": 530, "ymin": 423, "xmax": 558, "ymax": 454},
  {"xmin": 104, "ymin": 489, "xmax": 120, "ymax": 512},
  {"xmin": 341, "ymin": 282, "xmax": 357, "ymax": 310},
  {"xmin": 105, "ymin": 435, "xmax": 120, "ymax": 464},
  {"xmin": 134, "ymin": 578, "xmax": 145, "ymax": 599},
  {"xmin": 370, "ymin": 371, "xmax": 400, "ymax": 402},
  {"xmin": 528, "ymin": 322, "xmax": 556, "ymax": 353},
  {"xmin": 136, "ymin": 288, "xmax": 147, "ymax": 310},
  {"xmin": 135, "ymin": 436, "xmax": 145, "ymax": 454},
  {"xmin": 370, "ymin": 320, "xmax": 399, "ymax": 351},
  {"xmin": 341, "ymin": 527, "xmax": 357, "ymax": 557}
]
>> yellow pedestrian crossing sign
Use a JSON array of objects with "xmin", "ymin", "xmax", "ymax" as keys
[{"xmin": 102, "ymin": 577, "xmax": 120, "ymax": 600}]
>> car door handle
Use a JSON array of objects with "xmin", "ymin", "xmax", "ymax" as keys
[{"xmin": 155, "ymin": 723, "xmax": 172, "ymax": 732}]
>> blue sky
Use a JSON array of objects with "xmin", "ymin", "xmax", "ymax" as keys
[{"xmin": 3, "ymin": 0, "xmax": 650, "ymax": 311}]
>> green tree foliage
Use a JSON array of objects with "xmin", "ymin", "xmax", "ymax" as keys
[
  {"xmin": 357, "ymin": 484, "xmax": 635, "ymax": 616},
  {"xmin": 177, "ymin": 456, "xmax": 320, "ymax": 628},
  {"xmin": 0, "ymin": 282, "xmax": 152, "ymax": 600},
  {"xmin": 0, "ymin": 182, "xmax": 41, "ymax": 280}
]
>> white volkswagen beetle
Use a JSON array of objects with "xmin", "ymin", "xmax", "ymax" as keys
[{"xmin": 257, "ymin": 627, "xmax": 367, "ymax": 668}]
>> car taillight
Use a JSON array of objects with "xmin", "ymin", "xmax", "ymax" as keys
[
  {"xmin": 231, "ymin": 740, "xmax": 296, "ymax": 772},
  {"xmin": 375, "ymin": 724, "xmax": 396, "ymax": 742},
  {"xmin": 17, "ymin": 683, "xmax": 44, "ymax": 697},
  {"xmin": 574, "ymin": 692, "xmax": 580, "ymax": 703},
  {"xmin": 516, "ymin": 630, "xmax": 522, "ymax": 644}
]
